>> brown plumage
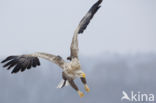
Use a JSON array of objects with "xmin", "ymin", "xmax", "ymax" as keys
[{"xmin": 1, "ymin": 0, "xmax": 102, "ymax": 97}]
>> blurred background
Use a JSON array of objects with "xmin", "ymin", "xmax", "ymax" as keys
[{"xmin": 0, "ymin": 0, "xmax": 156, "ymax": 103}]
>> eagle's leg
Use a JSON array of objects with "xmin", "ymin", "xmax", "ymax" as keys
[
  {"xmin": 80, "ymin": 77, "xmax": 90, "ymax": 92},
  {"xmin": 68, "ymin": 79, "xmax": 84, "ymax": 97}
]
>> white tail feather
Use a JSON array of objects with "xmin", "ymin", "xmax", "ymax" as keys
[
  {"xmin": 57, "ymin": 80, "xmax": 69, "ymax": 88},
  {"xmin": 65, "ymin": 80, "xmax": 69, "ymax": 86}
]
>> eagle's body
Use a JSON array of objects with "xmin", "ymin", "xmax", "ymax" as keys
[
  {"xmin": 64, "ymin": 58, "xmax": 81, "ymax": 78},
  {"xmin": 1, "ymin": 0, "xmax": 103, "ymax": 97}
]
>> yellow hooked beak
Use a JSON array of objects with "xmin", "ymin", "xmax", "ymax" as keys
[{"xmin": 80, "ymin": 73, "xmax": 86, "ymax": 78}]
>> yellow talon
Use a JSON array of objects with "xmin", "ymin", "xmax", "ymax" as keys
[
  {"xmin": 77, "ymin": 91, "xmax": 84, "ymax": 97},
  {"xmin": 84, "ymin": 85, "xmax": 90, "ymax": 92}
]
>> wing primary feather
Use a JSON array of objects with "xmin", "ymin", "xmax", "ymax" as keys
[
  {"xmin": 78, "ymin": 0, "xmax": 102, "ymax": 34},
  {"xmin": 33, "ymin": 57, "xmax": 40, "ymax": 66},
  {"xmin": 27, "ymin": 58, "xmax": 32, "ymax": 69},
  {"xmin": 32, "ymin": 57, "xmax": 37, "ymax": 67},
  {"xmin": 7, "ymin": 59, "xmax": 18, "ymax": 70},
  {"xmin": 1, "ymin": 56, "xmax": 17, "ymax": 63},
  {"xmin": 21, "ymin": 60, "xmax": 29, "ymax": 72},
  {"xmin": 34, "ymin": 57, "xmax": 40, "ymax": 66},
  {"xmin": 11, "ymin": 64, "xmax": 21, "ymax": 73},
  {"xmin": 3, "ymin": 59, "xmax": 17, "ymax": 68},
  {"xmin": 37, "ymin": 58, "xmax": 40, "ymax": 66}
]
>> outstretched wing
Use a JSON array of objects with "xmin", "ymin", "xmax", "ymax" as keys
[
  {"xmin": 69, "ymin": 0, "xmax": 102, "ymax": 60},
  {"xmin": 1, "ymin": 52, "xmax": 65, "ymax": 73},
  {"xmin": 78, "ymin": 0, "xmax": 102, "ymax": 34}
]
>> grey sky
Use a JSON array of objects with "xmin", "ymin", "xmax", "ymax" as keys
[{"xmin": 0, "ymin": 0, "xmax": 156, "ymax": 57}]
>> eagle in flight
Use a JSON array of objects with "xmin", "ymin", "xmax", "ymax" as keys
[{"xmin": 1, "ymin": 0, "xmax": 102, "ymax": 97}]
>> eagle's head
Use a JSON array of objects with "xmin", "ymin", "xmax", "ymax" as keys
[{"xmin": 75, "ymin": 70, "xmax": 86, "ymax": 78}]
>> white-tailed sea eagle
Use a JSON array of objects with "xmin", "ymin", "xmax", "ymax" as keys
[{"xmin": 1, "ymin": 0, "xmax": 102, "ymax": 97}]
